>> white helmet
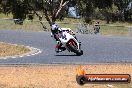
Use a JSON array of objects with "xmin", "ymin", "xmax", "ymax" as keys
[{"xmin": 51, "ymin": 23, "xmax": 59, "ymax": 31}]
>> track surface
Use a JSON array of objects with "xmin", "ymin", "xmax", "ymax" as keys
[{"xmin": 0, "ymin": 30, "xmax": 132, "ymax": 64}]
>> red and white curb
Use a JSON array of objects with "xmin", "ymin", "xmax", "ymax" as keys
[{"xmin": 0, "ymin": 43, "xmax": 42, "ymax": 59}]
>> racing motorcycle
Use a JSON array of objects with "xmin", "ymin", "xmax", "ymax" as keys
[{"xmin": 56, "ymin": 28, "xmax": 83, "ymax": 56}]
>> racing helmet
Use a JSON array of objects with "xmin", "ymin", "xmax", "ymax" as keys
[{"xmin": 51, "ymin": 23, "xmax": 59, "ymax": 31}]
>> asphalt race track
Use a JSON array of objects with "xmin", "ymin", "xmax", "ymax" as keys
[{"xmin": 0, "ymin": 30, "xmax": 132, "ymax": 64}]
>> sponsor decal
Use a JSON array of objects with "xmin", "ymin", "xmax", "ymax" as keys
[{"xmin": 76, "ymin": 66, "xmax": 131, "ymax": 85}]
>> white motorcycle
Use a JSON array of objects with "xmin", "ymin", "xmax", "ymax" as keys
[{"xmin": 55, "ymin": 28, "xmax": 83, "ymax": 56}]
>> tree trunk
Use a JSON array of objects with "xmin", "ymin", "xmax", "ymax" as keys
[{"xmin": 106, "ymin": 16, "xmax": 110, "ymax": 24}]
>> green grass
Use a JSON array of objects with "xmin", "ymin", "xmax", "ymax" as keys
[
  {"xmin": 100, "ymin": 25, "xmax": 130, "ymax": 36},
  {"xmin": 0, "ymin": 20, "xmax": 47, "ymax": 31},
  {"xmin": 0, "ymin": 13, "xmax": 12, "ymax": 18},
  {"xmin": 0, "ymin": 19, "xmax": 130, "ymax": 36},
  {"xmin": 0, "ymin": 13, "xmax": 131, "ymax": 36}
]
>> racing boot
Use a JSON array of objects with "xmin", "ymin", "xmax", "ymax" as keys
[
  {"xmin": 55, "ymin": 41, "xmax": 62, "ymax": 53},
  {"xmin": 55, "ymin": 45, "xmax": 62, "ymax": 53},
  {"xmin": 55, "ymin": 41, "xmax": 66, "ymax": 53},
  {"xmin": 59, "ymin": 46, "xmax": 66, "ymax": 51}
]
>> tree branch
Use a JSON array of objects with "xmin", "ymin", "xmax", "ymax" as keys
[
  {"xmin": 41, "ymin": 0, "xmax": 52, "ymax": 26},
  {"xmin": 52, "ymin": 0, "xmax": 69, "ymax": 22},
  {"xmin": 27, "ymin": 2, "xmax": 47, "ymax": 30},
  {"xmin": 43, "ymin": 8, "xmax": 52, "ymax": 26}
]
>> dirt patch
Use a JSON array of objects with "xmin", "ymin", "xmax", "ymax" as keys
[
  {"xmin": 0, "ymin": 42, "xmax": 30, "ymax": 57},
  {"xmin": 0, "ymin": 64, "xmax": 131, "ymax": 88}
]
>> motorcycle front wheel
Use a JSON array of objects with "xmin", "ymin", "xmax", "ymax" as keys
[{"xmin": 68, "ymin": 44, "xmax": 83, "ymax": 56}]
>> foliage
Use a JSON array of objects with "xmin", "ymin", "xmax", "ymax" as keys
[{"xmin": 0, "ymin": 0, "xmax": 131, "ymax": 26}]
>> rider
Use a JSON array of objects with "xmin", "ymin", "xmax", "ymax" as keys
[
  {"xmin": 51, "ymin": 22, "xmax": 66, "ymax": 53},
  {"xmin": 94, "ymin": 21, "xmax": 100, "ymax": 34}
]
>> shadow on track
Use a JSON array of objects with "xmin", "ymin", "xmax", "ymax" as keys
[{"xmin": 55, "ymin": 54, "xmax": 77, "ymax": 56}]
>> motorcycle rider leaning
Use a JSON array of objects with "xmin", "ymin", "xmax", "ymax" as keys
[{"xmin": 51, "ymin": 23, "xmax": 66, "ymax": 53}]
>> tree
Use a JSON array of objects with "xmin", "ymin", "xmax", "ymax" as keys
[
  {"xmin": 77, "ymin": 0, "xmax": 94, "ymax": 23},
  {"xmin": 0, "ymin": 0, "xmax": 131, "ymax": 27},
  {"xmin": 114, "ymin": 0, "xmax": 132, "ymax": 21},
  {"xmin": 0, "ymin": 0, "xmax": 70, "ymax": 28}
]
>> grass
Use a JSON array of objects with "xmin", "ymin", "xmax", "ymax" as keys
[
  {"xmin": 0, "ymin": 14, "xmax": 132, "ymax": 36},
  {"xmin": 0, "ymin": 42, "xmax": 30, "ymax": 57},
  {"xmin": 100, "ymin": 25, "xmax": 130, "ymax": 36},
  {"xmin": 0, "ymin": 13, "xmax": 13, "ymax": 18}
]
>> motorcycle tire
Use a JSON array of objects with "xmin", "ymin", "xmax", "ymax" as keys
[{"xmin": 68, "ymin": 44, "xmax": 83, "ymax": 56}]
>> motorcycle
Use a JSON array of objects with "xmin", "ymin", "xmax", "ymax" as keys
[{"xmin": 56, "ymin": 28, "xmax": 83, "ymax": 56}]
